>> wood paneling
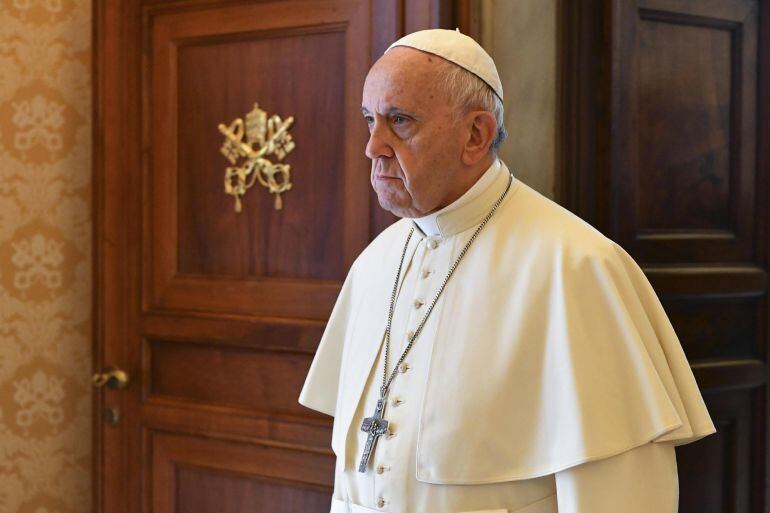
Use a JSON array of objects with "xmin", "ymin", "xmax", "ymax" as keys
[
  {"xmin": 146, "ymin": 338, "xmax": 315, "ymax": 415},
  {"xmin": 561, "ymin": 0, "xmax": 769, "ymax": 510},
  {"xmin": 140, "ymin": 2, "xmax": 372, "ymax": 511},
  {"xmin": 176, "ymin": 465, "xmax": 332, "ymax": 513},
  {"xmin": 94, "ymin": 1, "xmax": 454, "ymax": 512},
  {"xmin": 676, "ymin": 390, "xmax": 748, "ymax": 513},
  {"xmin": 145, "ymin": 1, "xmax": 372, "ymax": 318},
  {"xmin": 615, "ymin": 1, "xmax": 758, "ymax": 264},
  {"xmin": 636, "ymin": 11, "xmax": 734, "ymax": 233},
  {"xmin": 150, "ymin": 431, "xmax": 334, "ymax": 513},
  {"xmin": 176, "ymin": 28, "xmax": 347, "ymax": 280},
  {"xmin": 141, "ymin": 313, "xmax": 327, "ymax": 352},
  {"xmin": 667, "ymin": 299, "xmax": 758, "ymax": 360}
]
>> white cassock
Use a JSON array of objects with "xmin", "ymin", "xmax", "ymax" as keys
[{"xmin": 299, "ymin": 158, "xmax": 716, "ymax": 513}]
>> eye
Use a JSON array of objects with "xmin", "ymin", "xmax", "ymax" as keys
[
  {"xmin": 392, "ymin": 114, "xmax": 407, "ymax": 125},
  {"xmin": 363, "ymin": 114, "xmax": 374, "ymax": 125}
]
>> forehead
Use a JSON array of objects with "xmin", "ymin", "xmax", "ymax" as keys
[{"xmin": 362, "ymin": 47, "xmax": 447, "ymax": 112}]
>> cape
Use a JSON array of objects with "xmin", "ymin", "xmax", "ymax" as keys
[{"xmin": 299, "ymin": 164, "xmax": 716, "ymax": 484}]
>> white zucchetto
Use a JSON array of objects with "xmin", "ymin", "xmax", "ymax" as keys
[{"xmin": 386, "ymin": 28, "xmax": 504, "ymax": 101}]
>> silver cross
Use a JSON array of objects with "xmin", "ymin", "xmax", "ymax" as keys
[{"xmin": 358, "ymin": 398, "xmax": 389, "ymax": 472}]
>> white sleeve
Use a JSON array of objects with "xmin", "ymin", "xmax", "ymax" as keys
[{"xmin": 555, "ymin": 442, "xmax": 678, "ymax": 513}]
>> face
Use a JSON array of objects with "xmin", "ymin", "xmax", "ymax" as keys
[{"xmin": 361, "ymin": 47, "xmax": 467, "ymax": 218}]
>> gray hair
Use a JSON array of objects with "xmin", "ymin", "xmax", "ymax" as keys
[{"xmin": 435, "ymin": 62, "xmax": 507, "ymax": 152}]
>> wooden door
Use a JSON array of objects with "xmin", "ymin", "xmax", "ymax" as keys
[
  {"xmin": 92, "ymin": 1, "xmax": 451, "ymax": 512},
  {"xmin": 561, "ymin": 0, "xmax": 770, "ymax": 511}
]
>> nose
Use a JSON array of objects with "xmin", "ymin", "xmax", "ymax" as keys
[{"xmin": 365, "ymin": 121, "xmax": 394, "ymax": 160}]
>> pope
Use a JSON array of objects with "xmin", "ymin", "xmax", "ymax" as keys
[{"xmin": 299, "ymin": 28, "xmax": 716, "ymax": 513}]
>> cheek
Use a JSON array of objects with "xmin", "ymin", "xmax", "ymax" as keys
[
  {"xmin": 393, "ymin": 136, "xmax": 423, "ymax": 178},
  {"xmin": 399, "ymin": 135, "xmax": 444, "ymax": 182},
  {"xmin": 409, "ymin": 141, "xmax": 458, "ymax": 204}
]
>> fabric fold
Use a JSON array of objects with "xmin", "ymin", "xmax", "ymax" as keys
[
  {"xmin": 298, "ymin": 160, "xmax": 716, "ymax": 487},
  {"xmin": 299, "ymin": 269, "xmax": 357, "ymax": 418},
  {"xmin": 412, "ymin": 175, "xmax": 715, "ymax": 483}
]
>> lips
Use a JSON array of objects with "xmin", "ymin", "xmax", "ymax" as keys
[{"xmin": 372, "ymin": 160, "xmax": 402, "ymax": 182}]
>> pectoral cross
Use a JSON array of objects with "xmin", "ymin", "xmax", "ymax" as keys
[{"xmin": 358, "ymin": 397, "xmax": 389, "ymax": 473}]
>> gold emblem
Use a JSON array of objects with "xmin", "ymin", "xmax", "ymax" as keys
[{"xmin": 218, "ymin": 103, "xmax": 295, "ymax": 212}]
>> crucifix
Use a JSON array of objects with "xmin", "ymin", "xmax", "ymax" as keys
[
  {"xmin": 358, "ymin": 396, "xmax": 390, "ymax": 472},
  {"xmin": 355, "ymin": 176, "xmax": 513, "ymax": 475}
]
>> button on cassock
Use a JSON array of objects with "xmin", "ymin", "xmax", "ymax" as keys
[
  {"xmin": 377, "ymin": 497, "xmax": 386, "ymax": 508},
  {"xmin": 428, "ymin": 239, "xmax": 439, "ymax": 249},
  {"xmin": 414, "ymin": 299, "xmax": 424, "ymax": 309},
  {"xmin": 399, "ymin": 362, "xmax": 410, "ymax": 373},
  {"xmin": 421, "ymin": 269, "xmax": 431, "ymax": 279}
]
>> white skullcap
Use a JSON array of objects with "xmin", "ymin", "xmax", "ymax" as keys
[{"xmin": 385, "ymin": 28, "xmax": 503, "ymax": 101}]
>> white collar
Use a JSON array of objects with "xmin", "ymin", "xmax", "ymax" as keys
[{"xmin": 411, "ymin": 158, "xmax": 510, "ymax": 239}]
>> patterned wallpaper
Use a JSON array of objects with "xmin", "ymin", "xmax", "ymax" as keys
[{"xmin": 0, "ymin": 0, "xmax": 92, "ymax": 512}]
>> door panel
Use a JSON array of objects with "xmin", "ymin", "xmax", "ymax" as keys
[
  {"xmin": 614, "ymin": 3, "xmax": 767, "ymax": 510},
  {"xmin": 174, "ymin": 28, "xmax": 349, "ymax": 280},
  {"xmin": 147, "ymin": 1, "xmax": 370, "ymax": 318},
  {"xmin": 146, "ymin": 337, "xmax": 315, "ymax": 414},
  {"xmin": 618, "ymin": 1, "xmax": 758, "ymax": 264},
  {"xmin": 560, "ymin": 0, "xmax": 770, "ymax": 511},
  {"xmin": 94, "ymin": 1, "xmax": 450, "ymax": 512},
  {"xmin": 142, "ymin": 1, "xmax": 371, "ymax": 511},
  {"xmin": 151, "ymin": 431, "xmax": 333, "ymax": 513}
]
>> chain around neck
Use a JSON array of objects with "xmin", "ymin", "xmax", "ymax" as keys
[{"xmin": 380, "ymin": 173, "xmax": 514, "ymax": 398}]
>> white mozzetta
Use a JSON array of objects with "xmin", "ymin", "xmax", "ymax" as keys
[{"xmin": 299, "ymin": 159, "xmax": 714, "ymax": 512}]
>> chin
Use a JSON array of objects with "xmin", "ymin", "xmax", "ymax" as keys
[
  {"xmin": 378, "ymin": 200, "xmax": 405, "ymax": 218},
  {"xmin": 376, "ymin": 196, "xmax": 411, "ymax": 218},
  {"xmin": 373, "ymin": 183, "xmax": 424, "ymax": 218}
]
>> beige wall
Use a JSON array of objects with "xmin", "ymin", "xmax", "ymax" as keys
[
  {"xmin": 0, "ymin": 1, "xmax": 92, "ymax": 513},
  {"xmin": 480, "ymin": 0, "xmax": 558, "ymax": 199}
]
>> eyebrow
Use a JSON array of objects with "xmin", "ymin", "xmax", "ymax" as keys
[{"xmin": 360, "ymin": 106, "xmax": 414, "ymax": 116}]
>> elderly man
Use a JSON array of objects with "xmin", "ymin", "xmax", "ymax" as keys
[{"xmin": 299, "ymin": 29, "xmax": 715, "ymax": 513}]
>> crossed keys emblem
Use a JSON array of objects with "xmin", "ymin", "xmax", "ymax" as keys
[{"xmin": 218, "ymin": 103, "xmax": 296, "ymax": 212}]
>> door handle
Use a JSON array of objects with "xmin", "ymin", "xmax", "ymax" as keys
[{"xmin": 92, "ymin": 367, "xmax": 130, "ymax": 389}]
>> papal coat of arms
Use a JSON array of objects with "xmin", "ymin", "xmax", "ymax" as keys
[{"xmin": 218, "ymin": 103, "xmax": 296, "ymax": 212}]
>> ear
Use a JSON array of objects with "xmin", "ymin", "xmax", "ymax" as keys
[{"xmin": 461, "ymin": 111, "xmax": 497, "ymax": 166}]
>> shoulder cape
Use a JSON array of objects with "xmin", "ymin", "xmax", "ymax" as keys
[{"xmin": 299, "ymin": 169, "xmax": 716, "ymax": 483}]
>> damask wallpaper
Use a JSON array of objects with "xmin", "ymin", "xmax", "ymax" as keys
[{"xmin": 0, "ymin": 1, "xmax": 92, "ymax": 512}]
